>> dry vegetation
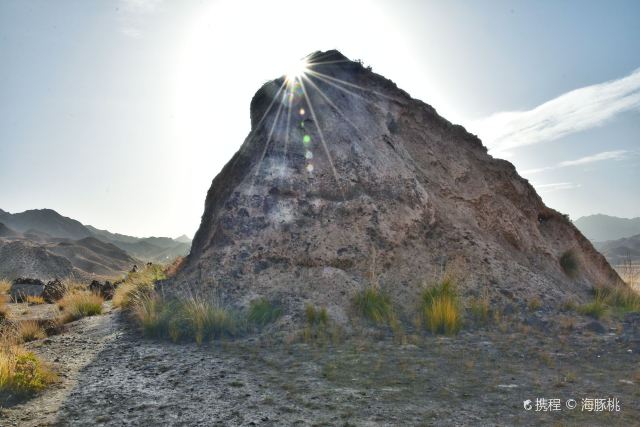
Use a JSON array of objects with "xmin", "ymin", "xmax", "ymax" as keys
[
  {"xmin": 578, "ymin": 283, "xmax": 640, "ymax": 319},
  {"xmin": 57, "ymin": 292, "xmax": 104, "ymax": 323},
  {"xmin": 0, "ymin": 343, "xmax": 56, "ymax": 398},
  {"xmin": 419, "ymin": 277, "xmax": 462, "ymax": 335}
]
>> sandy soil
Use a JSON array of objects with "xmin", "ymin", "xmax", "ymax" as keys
[{"xmin": 1, "ymin": 308, "xmax": 639, "ymax": 426}]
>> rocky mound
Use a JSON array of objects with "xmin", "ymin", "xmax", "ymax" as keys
[
  {"xmin": 0, "ymin": 240, "xmax": 75, "ymax": 281},
  {"xmin": 172, "ymin": 50, "xmax": 621, "ymax": 321}
]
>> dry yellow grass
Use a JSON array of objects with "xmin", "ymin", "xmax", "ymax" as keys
[
  {"xmin": 0, "ymin": 294, "xmax": 8, "ymax": 320},
  {"xmin": 57, "ymin": 292, "xmax": 104, "ymax": 323},
  {"xmin": 26, "ymin": 295, "xmax": 45, "ymax": 305},
  {"xmin": 420, "ymin": 278, "xmax": 462, "ymax": 335},
  {"xmin": 0, "ymin": 278, "xmax": 11, "ymax": 294},
  {"xmin": 0, "ymin": 342, "xmax": 56, "ymax": 395},
  {"xmin": 17, "ymin": 321, "xmax": 47, "ymax": 343},
  {"xmin": 113, "ymin": 264, "xmax": 165, "ymax": 309}
]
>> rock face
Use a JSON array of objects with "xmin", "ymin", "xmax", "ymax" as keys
[{"xmin": 173, "ymin": 50, "xmax": 621, "ymax": 320}]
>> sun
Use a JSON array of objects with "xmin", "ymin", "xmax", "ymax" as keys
[{"xmin": 285, "ymin": 58, "xmax": 309, "ymax": 84}]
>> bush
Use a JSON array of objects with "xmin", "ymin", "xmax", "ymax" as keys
[
  {"xmin": 560, "ymin": 250, "xmax": 579, "ymax": 278},
  {"xmin": 420, "ymin": 278, "xmax": 462, "ymax": 335},
  {"xmin": 0, "ymin": 344, "xmax": 56, "ymax": 396},
  {"xmin": 352, "ymin": 287, "xmax": 394, "ymax": 325},
  {"xmin": 18, "ymin": 321, "xmax": 47, "ymax": 343},
  {"xmin": 248, "ymin": 298, "xmax": 282, "ymax": 328},
  {"xmin": 57, "ymin": 292, "xmax": 103, "ymax": 323},
  {"xmin": 113, "ymin": 264, "xmax": 165, "ymax": 309},
  {"xmin": 132, "ymin": 294, "xmax": 238, "ymax": 345}
]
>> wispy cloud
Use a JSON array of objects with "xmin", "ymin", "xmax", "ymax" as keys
[
  {"xmin": 470, "ymin": 68, "xmax": 640, "ymax": 153},
  {"xmin": 522, "ymin": 149, "xmax": 629, "ymax": 175},
  {"xmin": 118, "ymin": 0, "xmax": 162, "ymax": 38},
  {"xmin": 533, "ymin": 182, "xmax": 582, "ymax": 193}
]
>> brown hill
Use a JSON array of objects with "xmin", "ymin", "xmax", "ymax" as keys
[{"xmin": 170, "ymin": 50, "xmax": 621, "ymax": 320}]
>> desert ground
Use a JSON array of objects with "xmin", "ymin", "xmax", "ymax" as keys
[{"xmin": 1, "ymin": 298, "xmax": 639, "ymax": 427}]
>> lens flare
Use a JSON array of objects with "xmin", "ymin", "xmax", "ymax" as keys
[{"xmin": 285, "ymin": 59, "xmax": 309, "ymax": 85}]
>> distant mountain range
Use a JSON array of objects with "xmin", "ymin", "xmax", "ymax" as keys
[
  {"xmin": 573, "ymin": 214, "xmax": 640, "ymax": 242},
  {"xmin": 573, "ymin": 214, "xmax": 640, "ymax": 265},
  {"xmin": 0, "ymin": 208, "xmax": 191, "ymax": 280}
]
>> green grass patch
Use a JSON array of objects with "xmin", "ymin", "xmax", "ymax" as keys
[
  {"xmin": 352, "ymin": 287, "xmax": 394, "ymax": 325},
  {"xmin": 577, "ymin": 284, "xmax": 640, "ymax": 319},
  {"xmin": 132, "ymin": 294, "xmax": 239, "ymax": 345},
  {"xmin": 247, "ymin": 298, "xmax": 282, "ymax": 328}
]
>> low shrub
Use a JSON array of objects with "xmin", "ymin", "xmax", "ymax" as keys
[
  {"xmin": 560, "ymin": 250, "xmax": 579, "ymax": 278},
  {"xmin": 578, "ymin": 284, "xmax": 640, "ymax": 319},
  {"xmin": 57, "ymin": 292, "xmax": 103, "ymax": 323},
  {"xmin": 305, "ymin": 304, "xmax": 329, "ymax": 326},
  {"xmin": 352, "ymin": 287, "xmax": 394, "ymax": 325},
  {"xmin": 420, "ymin": 278, "xmax": 462, "ymax": 335},
  {"xmin": 0, "ymin": 344, "xmax": 56, "ymax": 396},
  {"xmin": 247, "ymin": 298, "xmax": 282, "ymax": 328},
  {"xmin": 18, "ymin": 321, "xmax": 47, "ymax": 343}
]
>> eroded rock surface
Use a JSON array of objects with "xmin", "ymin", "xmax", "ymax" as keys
[{"xmin": 173, "ymin": 50, "xmax": 620, "ymax": 320}]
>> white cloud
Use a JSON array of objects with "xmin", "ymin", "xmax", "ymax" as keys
[
  {"xmin": 521, "ymin": 149, "xmax": 629, "ymax": 175},
  {"xmin": 557, "ymin": 150, "xmax": 628, "ymax": 167},
  {"xmin": 469, "ymin": 68, "xmax": 640, "ymax": 154},
  {"xmin": 533, "ymin": 182, "xmax": 582, "ymax": 193},
  {"xmin": 118, "ymin": 0, "xmax": 163, "ymax": 38}
]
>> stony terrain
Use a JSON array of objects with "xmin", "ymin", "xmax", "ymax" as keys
[
  {"xmin": 175, "ymin": 50, "xmax": 620, "ymax": 323},
  {"xmin": 1, "ymin": 306, "xmax": 639, "ymax": 426}
]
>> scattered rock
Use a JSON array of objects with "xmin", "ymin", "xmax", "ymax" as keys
[
  {"xmin": 10, "ymin": 278, "xmax": 45, "ymax": 302},
  {"xmin": 89, "ymin": 280, "xmax": 117, "ymax": 300},
  {"xmin": 585, "ymin": 321, "xmax": 606, "ymax": 334},
  {"xmin": 42, "ymin": 279, "xmax": 67, "ymax": 303}
]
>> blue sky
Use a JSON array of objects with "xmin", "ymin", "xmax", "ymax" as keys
[{"xmin": 1, "ymin": 0, "xmax": 639, "ymax": 237}]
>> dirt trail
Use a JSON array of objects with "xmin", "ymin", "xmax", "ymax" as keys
[
  {"xmin": 1, "ymin": 306, "xmax": 119, "ymax": 426},
  {"xmin": 1, "ymin": 309, "xmax": 639, "ymax": 426}
]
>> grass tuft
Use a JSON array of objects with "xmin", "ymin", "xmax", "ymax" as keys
[
  {"xmin": 0, "ymin": 279, "xmax": 11, "ymax": 294},
  {"xmin": 26, "ymin": 295, "xmax": 45, "ymax": 305},
  {"xmin": 469, "ymin": 294, "xmax": 491, "ymax": 324},
  {"xmin": 113, "ymin": 264, "xmax": 165, "ymax": 309},
  {"xmin": 352, "ymin": 287, "xmax": 394, "ymax": 325},
  {"xmin": 247, "ymin": 298, "xmax": 282, "ymax": 328},
  {"xmin": 576, "ymin": 284, "xmax": 640, "ymax": 319},
  {"xmin": 17, "ymin": 321, "xmax": 47, "ymax": 343},
  {"xmin": 560, "ymin": 250, "xmax": 579, "ymax": 278},
  {"xmin": 132, "ymin": 294, "xmax": 238, "ymax": 345},
  {"xmin": 57, "ymin": 292, "xmax": 103, "ymax": 323},
  {"xmin": 420, "ymin": 278, "xmax": 462, "ymax": 335}
]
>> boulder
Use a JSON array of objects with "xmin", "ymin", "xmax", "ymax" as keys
[
  {"xmin": 89, "ymin": 280, "xmax": 117, "ymax": 300},
  {"xmin": 10, "ymin": 278, "xmax": 45, "ymax": 302},
  {"xmin": 42, "ymin": 279, "xmax": 67, "ymax": 303}
]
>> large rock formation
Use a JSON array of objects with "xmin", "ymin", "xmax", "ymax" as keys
[{"xmin": 173, "ymin": 50, "xmax": 621, "ymax": 320}]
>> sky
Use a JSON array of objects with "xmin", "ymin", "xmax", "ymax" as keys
[{"xmin": 1, "ymin": 0, "xmax": 639, "ymax": 238}]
